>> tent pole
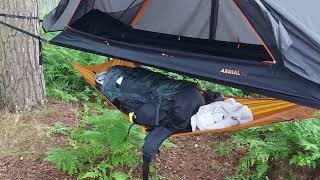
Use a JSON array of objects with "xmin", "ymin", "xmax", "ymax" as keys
[
  {"xmin": 209, "ymin": 0, "xmax": 219, "ymax": 39},
  {"xmin": 130, "ymin": 0, "xmax": 150, "ymax": 28}
]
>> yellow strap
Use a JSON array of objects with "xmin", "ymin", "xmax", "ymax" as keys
[
  {"xmin": 129, "ymin": 112, "xmax": 135, "ymax": 122},
  {"xmin": 129, "ymin": 112, "xmax": 147, "ymax": 134}
]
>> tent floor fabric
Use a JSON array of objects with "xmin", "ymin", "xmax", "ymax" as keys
[{"xmin": 69, "ymin": 59, "xmax": 317, "ymax": 137}]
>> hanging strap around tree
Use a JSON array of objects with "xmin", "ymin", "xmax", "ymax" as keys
[
  {"xmin": 0, "ymin": 13, "xmax": 40, "ymax": 20},
  {"xmin": 0, "ymin": 19, "xmax": 46, "ymax": 42},
  {"xmin": 0, "ymin": 13, "xmax": 48, "ymax": 65}
]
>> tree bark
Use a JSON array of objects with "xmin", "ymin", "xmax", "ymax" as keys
[{"xmin": 0, "ymin": 0, "xmax": 47, "ymax": 112}]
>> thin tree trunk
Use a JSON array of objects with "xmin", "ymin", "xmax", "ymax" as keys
[{"xmin": 0, "ymin": 0, "xmax": 47, "ymax": 112}]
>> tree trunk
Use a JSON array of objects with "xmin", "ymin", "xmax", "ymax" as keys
[{"xmin": 0, "ymin": 0, "xmax": 47, "ymax": 112}]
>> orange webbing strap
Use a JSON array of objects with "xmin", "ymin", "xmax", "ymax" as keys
[
  {"xmin": 68, "ymin": 59, "xmax": 316, "ymax": 137},
  {"xmin": 68, "ymin": 61, "xmax": 116, "ymax": 108},
  {"xmin": 85, "ymin": 59, "xmax": 136, "ymax": 73},
  {"xmin": 69, "ymin": 59, "xmax": 136, "ymax": 88}
]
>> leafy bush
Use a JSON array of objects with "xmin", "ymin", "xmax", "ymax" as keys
[
  {"xmin": 43, "ymin": 40, "xmax": 107, "ymax": 101},
  {"xmin": 46, "ymin": 122, "xmax": 71, "ymax": 137},
  {"xmin": 45, "ymin": 109, "xmax": 145, "ymax": 179},
  {"xmin": 232, "ymin": 113, "xmax": 320, "ymax": 179}
]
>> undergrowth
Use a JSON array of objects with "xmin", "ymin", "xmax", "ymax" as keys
[
  {"xmin": 216, "ymin": 142, "xmax": 234, "ymax": 157},
  {"xmin": 46, "ymin": 122, "xmax": 71, "ymax": 137},
  {"xmin": 42, "ymin": 42, "xmax": 320, "ymax": 179},
  {"xmin": 45, "ymin": 109, "xmax": 145, "ymax": 179},
  {"xmin": 42, "ymin": 27, "xmax": 320, "ymax": 179},
  {"xmin": 42, "ymin": 33, "xmax": 180, "ymax": 179},
  {"xmin": 231, "ymin": 112, "xmax": 320, "ymax": 179},
  {"xmin": 43, "ymin": 38, "xmax": 107, "ymax": 102}
]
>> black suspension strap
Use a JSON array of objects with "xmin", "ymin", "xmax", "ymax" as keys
[
  {"xmin": 0, "ymin": 13, "xmax": 47, "ymax": 65},
  {"xmin": 39, "ymin": 39, "xmax": 44, "ymax": 65},
  {"xmin": 123, "ymin": 123, "xmax": 135, "ymax": 141},
  {"xmin": 0, "ymin": 13, "xmax": 39, "ymax": 20},
  {"xmin": 0, "ymin": 19, "xmax": 46, "ymax": 42}
]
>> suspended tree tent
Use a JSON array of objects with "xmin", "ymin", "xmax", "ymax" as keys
[{"xmin": 43, "ymin": 0, "xmax": 320, "ymax": 135}]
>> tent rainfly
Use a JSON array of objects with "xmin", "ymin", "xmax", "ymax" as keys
[{"xmin": 43, "ymin": 0, "xmax": 320, "ymax": 109}]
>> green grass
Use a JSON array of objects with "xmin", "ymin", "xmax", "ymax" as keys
[{"xmin": 46, "ymin": 122, "xmax": 71, "ymax": 137}]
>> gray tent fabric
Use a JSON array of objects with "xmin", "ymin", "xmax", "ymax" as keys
[
  {"xmin": 108, "ymin": 2, "xmax": 144, "ymax": 25},
  {"xmin": 43, "ymin": 0, "xmax": 143, "ymax": 31},
  {"xmin": 94, "ymin": 0, "xmax": 143, "ymax": 13},
  {"xmin": 260, "ymin": 0, "xmax": 320, "ymax": 84},
  {"xmin": 134, "ymin": 0, "xmax": 262, "ymax": 43},
  {"xmin": 68, "ymin": 1, "xmax": 95, "ymax": 26},
  {"xmin": 43, "ymin": 0, "xmax": 320, "ymax": 84},
  {"xmin": 43, "ymin": 0, "xmax": 81, "ymax": 32},
  {"xmin": 252, "ymin": 0, "xmax": 292, "ymax": 50},
  {"xmin": 43, "ymin": 0, "xmax": 264, "ymax": 43},
  {"xmin": 135, "ymin": 0, "xmax": 211, "ymax": 39},
  {"xmin": 266, "ymin": 0, "xmax": 320, "ymax": 39},
  {"xmin": 215, "ymin": 0, "xmax": 260, "ymax": 44}
]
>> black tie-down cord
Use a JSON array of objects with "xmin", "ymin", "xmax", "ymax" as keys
[
  {"xmin": 0, "ymin": 13, "xmax": 39, "ymax": 20},
  {"xmin": 0, "ymin": 13, "xmax": 46, "ymax": 65}
]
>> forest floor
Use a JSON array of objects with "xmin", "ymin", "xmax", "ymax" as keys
[{"xmin": 0, "ymin": 100, "xmax": 319, "ymax": 180}]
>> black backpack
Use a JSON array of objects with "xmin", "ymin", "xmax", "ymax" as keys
[
  {"xmin": 100, "ymin": 66, "xmax": 197, "ymax": 127},
  {"xmin": 97, "ymin": 66, "xmax": 205, "ymax": 179}
]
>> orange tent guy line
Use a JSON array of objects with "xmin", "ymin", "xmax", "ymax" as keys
[{"xmin": 130, "ymin": 0, "xmax": 150, "ymax": 28}]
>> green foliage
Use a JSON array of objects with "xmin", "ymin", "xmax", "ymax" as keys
[
  {"xmin": 111, "ymin": 172, "xmax": 130, "ymax": 180},
  {"xmin": 45, "ymin": 109, "xmax": 145, "ymax": 179},
  {"xmin": 216, "ymin": 142, "xmax": 233, "ymax": 157},
  {"xmin": 46, "ymin": 122, "xmax": 71, "ymax": 137},
  {"xmin": 232, "ymin": 114, "xmax": 320, "ymax": 179},
  {"xmin": 45, "ymin": 148, "xmax": 82, "ymax": 175},
  {"xmin": 79, "ymin": 161, "xmax": 129, "ymax": 180},
  {"xmin": 42, "ymin": 40, "xmax": 107, "ymax": 102},
  {"xmin": 42, "ymin": 34, "xmax": 176, "ymax": 179}
]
